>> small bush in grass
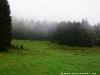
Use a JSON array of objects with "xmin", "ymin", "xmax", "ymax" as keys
[
  {"xmin": 16, "ymin": 45, "xmax": 19, "ymax": 50},
  {"xmin": 11, "ymin": 45, "xmax": 19, "ymax": 50},
  {"xmin": 11, "ymin": 45, "xmax": 15, "ymax": 49},
  {"xmin": 20, "ymin": 45, "xmax": 23, "ymax": 49}
]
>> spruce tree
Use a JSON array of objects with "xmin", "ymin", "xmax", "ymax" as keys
[{"xmin": 0, "ymin": 0, "xmax": 12, "ymax": 50}]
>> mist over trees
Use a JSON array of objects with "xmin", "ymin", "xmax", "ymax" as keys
[
  {"xmin": 0, "ymin": 0, "xmax": 100, "ymax": 49},
  {"xmin": 12, "ymin": 17, "xmax": 100, "ymax": 47},
  {"xmin": 0, "ymin": 0, "xmax": 12, "ymax": 50},
  {"xmin": 12, "ymin": 17, "xmax": 57, "ymax": 40}
]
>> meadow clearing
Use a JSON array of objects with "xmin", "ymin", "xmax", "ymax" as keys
[{"xmin": 0, "ymin": 40, "xmax": 100, "ymax": 75}]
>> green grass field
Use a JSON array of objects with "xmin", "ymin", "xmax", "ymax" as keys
[{"xmin": 0, "ymin": 40, "xmax": 100, "ymax": 75}]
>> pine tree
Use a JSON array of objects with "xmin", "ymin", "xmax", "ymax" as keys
[
  {"xmin": 51, "ymin": 20, "xmax": 94, "ymax": 47},
  {"xmin": 0, "ymin": 0, "xmax": 12, "ymax": 50}
]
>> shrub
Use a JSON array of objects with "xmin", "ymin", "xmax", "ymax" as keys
[{"xmin": 20, "ymin": 45, "xmax": 23, "ymax": 49}]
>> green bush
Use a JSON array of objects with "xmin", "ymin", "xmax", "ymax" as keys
[{"xmin": 20, "ymin": 45, "xmax": 23, "ymax": 49}]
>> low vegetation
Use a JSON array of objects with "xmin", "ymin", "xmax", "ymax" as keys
[{"xmin": 0, "ymin": 40, "xmax": 100, "ymax": 75}]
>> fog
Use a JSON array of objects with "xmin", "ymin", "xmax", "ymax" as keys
[
  {"xmin": 7, "ymin": 0, "xmax": 100, "ymax": 42},
  {"xmin": 12, "ymin": 17, "xmax": 58, "ymax": 40},
  {"xmin": 8, "ymin": 0, "xmax": 100, "ymax": 25}
]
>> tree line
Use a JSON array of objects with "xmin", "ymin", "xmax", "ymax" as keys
[
  {"xmin": 51, "ymin": 20, "xmax": 98, "ymax": 47},
  {"xmin": 12, "ymin": 18, "xmax": 100, "ymax": 47},
  {"xmin": 12, "ymin": 17, "xmax": 57, "ymax": 40},
  {"xmin": 1, "ymin": 0, "xmax": 100, "ymax": 51}
]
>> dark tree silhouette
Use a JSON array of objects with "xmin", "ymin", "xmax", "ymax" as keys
[
  {"xmin": 52, "ymin": 20, "xmax": 95, "ymax": 47},
  {"xmin": 0, "ymin": 0, "xmax": 12, "ymax": 50}
]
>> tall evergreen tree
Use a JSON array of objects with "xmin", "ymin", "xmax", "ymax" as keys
[{"xmin": 0, "ymin": 0, "xmax": 12, "ymax": 50}]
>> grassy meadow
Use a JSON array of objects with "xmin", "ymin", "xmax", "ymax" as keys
[{"xmin": 0, "ymin": 40, "xmax": 100, "ymax": 75}]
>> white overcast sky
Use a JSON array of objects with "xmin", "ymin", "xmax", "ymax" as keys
[{"xmin": 8, "ymin": 0, "xmax": 100, "ymax": 25}]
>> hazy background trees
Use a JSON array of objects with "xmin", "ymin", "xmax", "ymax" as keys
[
  {"xmin": 52, "ymin": 20, "xmax": 100, "ymax": 47},
  {"xmin": 11, "ymin": 17, "xmax": 100, "ymax": 47},
  {"xmin": 12, "ymin": 17, "xmax": 57, "ymax": 40},
  {"xmin": 0, "ymin": 0, "xmax": 100, "ymax": 51},
  {"xmin": 0, "ymin": 0, "xmax": 12, "ymax": 50},
  {"xmin": 94, "ymin": 23, "xmax": 100, "ymax": 46}
]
